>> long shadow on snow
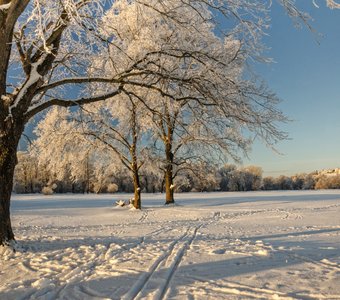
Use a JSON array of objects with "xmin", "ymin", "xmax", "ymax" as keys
[
  {"xmin": 10, "ymin": 191, "xmax": 340, "ymax": 211},
  {"xmin": 175, "ymin": 193, "xmax": 340, "ymax": 207},
  {"xmin": 243, "ymin": 227, "xmax": 340, "ymax": 242},
  {"xmin": 11, "ymin": 198, "xmax": 115, "ymax": 211},
  {"xmin": 3, "ymin": 238, "xmax": 339, "ymax": 300},
  {"xmin": 13, "ymin": 225, "xmax": 340, "ymax": 254},
  {"xmin": 15, "ymin": 235, "xmax": 144, "ymax": 254}
]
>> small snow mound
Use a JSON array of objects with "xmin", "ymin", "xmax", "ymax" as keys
[{"xmin": 256, "ymin": 249, "xmax": 269, "ymax": 256}]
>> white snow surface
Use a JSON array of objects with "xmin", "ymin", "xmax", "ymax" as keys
[{"xmin": 1, "ymin": 190, "xmax": 340, "ymax": 300}]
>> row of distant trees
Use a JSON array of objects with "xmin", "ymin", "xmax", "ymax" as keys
[{"xmin": 13, "ymin": 151, "xmax": 340, "ymax": 194}]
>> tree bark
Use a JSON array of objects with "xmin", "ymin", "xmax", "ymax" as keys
[
  {"xmin": 164, "ymin": 142, "xmax": 175, "ymax": 204},
  {"xmin": 132, "ymin": 168, "xmax": 141, "ymax": 209},
  {"xmin": 165, "ymin": 169, "xmax": 174, "ymax": 204},
  {"xmin": 129, "ymin": 100, "xmax": 142, "ymax": 209},
  {"xmin": 0, "ymin": 128, "xmax": 21, "ymax": 245}
]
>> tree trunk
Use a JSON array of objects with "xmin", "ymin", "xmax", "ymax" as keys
[
  {"xmin": 0, "ymin": 134, "xmax": 20, "ymax": 245},
  {"xmin": 129, "ymin": 100, "xmax": 142, "ymax": 209},
  {"xmin": 132, "ymin": 168, "xmax": 141, "ymax": 209},
  {"xmin": 165, "ymin": 168, "xmax": 174, "ymax": 204},
  {"xmin": 164, "ymin": 142, "xmax": 175, "ymax": 205}
]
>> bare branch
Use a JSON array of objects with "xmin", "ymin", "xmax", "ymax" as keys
[{"xmin": 25, "ymin": 87, "xmax": 122, "ymax": 121}]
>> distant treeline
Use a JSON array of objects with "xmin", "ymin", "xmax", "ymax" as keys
[{"xmin": 13, "ymin": 151, "xmax": 340, "ymax": 194}]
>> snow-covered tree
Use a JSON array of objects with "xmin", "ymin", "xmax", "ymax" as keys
[
  {"xmin": 218, "ymin": 164, "xmax": 237, "ymax": 191},
  {"xmin": 13, "ymin": 151, "xmax": 38, "ymax": 193},
  {"xmin": 217, "ymin": 164, "xmax": 263, "ymax": 191},
  {"xmin": 262, "ymin": 176, "xmax": 277, "ymax": 190},
  {"xmin": 72, "ymin": 96, "xmax": 150, "ymax": 209},
  {"xmin": 33, "ymin": 106, "xmax": 128, "ymax": 194},
  {"xmin": 183, "ymin": 162, "xmax": 220, "ymax": 192},
  {"xmin": 242, "ymin": 166, "xmax": 263, "ymax": 191},
  {"xmin": 34, "ymin": 95, "xmax": 151, "ymax": 208},
  {"xmin": 102, "ymin": 0, "xmax": 284, "ymax": 204},
  {"xmin": 33, "ymin": 107, "xmax": 94, "ymax": 191}
]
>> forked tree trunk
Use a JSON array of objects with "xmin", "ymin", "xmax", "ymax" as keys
[{"xmin": 0, "ymin": 132, "xmax": 21, "ymax": 245}]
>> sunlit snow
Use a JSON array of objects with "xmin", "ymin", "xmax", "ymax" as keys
[{"xmin": 1, "ymin": 190, "xmax": 339, "ymax": 299}]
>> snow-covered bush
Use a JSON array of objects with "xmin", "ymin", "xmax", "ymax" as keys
[
  {"xmin": 107, "ymin": 183, "xmax": 119, "ymax": 193},
  {"xmin": 41, "ymin": 186, "xmax": 54, "ymax": 195},
  {"xmin": 41, "ymin": 183, "xmax": 57, "ymax": 195}
]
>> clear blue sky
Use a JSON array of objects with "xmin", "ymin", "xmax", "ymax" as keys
[{"xmin": 243, "ymin": 1, "xmax": 340, "ymax": 176}]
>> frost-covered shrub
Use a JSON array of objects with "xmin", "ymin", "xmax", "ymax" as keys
[
  {"xmin": 315, "ymin": 175, "xmax": 340, "ymax": 189},
  {"xmin": 93, "ymin": 182, "xmax": 103, "ymax": 194},
  {"xmin": 41, "ymin": 186, "xmax": 54, "ymax": 195},
  {"xmin": 107, "ymin": 183, "xmax": 118, "ymax": 193},
  {"xmin": 115, "ymin": 199, "xmax": 126, "ymax": 207}
]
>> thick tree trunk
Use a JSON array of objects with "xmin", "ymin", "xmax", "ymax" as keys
[{"xmin": 0, "ymin": 134, "xmax": 20, "ymax": 245}]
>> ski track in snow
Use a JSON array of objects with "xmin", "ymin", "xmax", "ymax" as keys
[
  {"xmin": 1, "ymin": 191, "xmax": 340, "ymax": 299},
  {"xmin": 122, "ymin": 225, "xmax": 202, "ymax": 300}
]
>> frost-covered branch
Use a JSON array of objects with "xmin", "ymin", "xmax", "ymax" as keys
[
  {"xmin": 326, "ymin": 0, "xmax": 340, "ymax": 8},
  {"xmin": 35, "ymin": 76, "xmax": 120, "ymax": 95},
  {"xmin": 25, "ymin": 87, "xmax": 122, "ymax": 121}
]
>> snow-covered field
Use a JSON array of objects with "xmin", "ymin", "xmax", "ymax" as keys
[{"xmin": 1, "ymin": 191, "xmax": 340, "ymax": 300}]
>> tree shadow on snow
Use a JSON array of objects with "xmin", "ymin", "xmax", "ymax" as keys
[
  {"xmin": 174, "ymin": 192, "xmax": 340, "ymax": 207},
  {"xmin": 11, "ymin": 190, "xmax": 340, "ymax": 211},
  {"xmin": 3, "ymin": 231, "xmax": 339, "ymax": 300},
  {"xmin": 243, "ymin": 227, "xmax": 340, "ymax": 242}
]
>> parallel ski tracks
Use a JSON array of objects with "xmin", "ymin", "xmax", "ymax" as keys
[{"xmin": 122, "ymin": 224, "xmax": 202, "ymax": 300}]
